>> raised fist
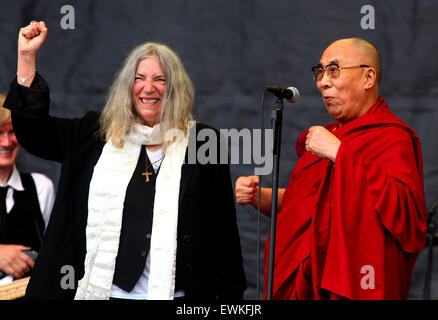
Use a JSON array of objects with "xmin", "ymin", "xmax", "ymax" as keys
[
  {"xmin": 235, "ymin": 175, "xmax": 259, "ymax": 206},
  {"xmin": 18, "ymin": 21, "xmax": 48, "ymax": 56},
  {"xmin": 305, "ymin": 126, "xmax": 341, "ymax": 162}
]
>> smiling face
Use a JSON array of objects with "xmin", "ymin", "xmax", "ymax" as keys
[
  {"xmin": 131, "ymin": 57, "xmax": 166, "ymax": 127},
  {"xmin": 0, "ymin": 122, "xmax": 20, "ymax": 170},
  {"xmin": 316, "ymin": 40, "xmax": 377, "ymax": 125}
]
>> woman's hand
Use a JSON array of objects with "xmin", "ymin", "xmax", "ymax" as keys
[
  {"xmin": 18, "ymin": 21, "xmax": 48, "ymax": 57},
  {"xmin": 17, "ymin": 21, "xmax": 48, "ymax": 86}
]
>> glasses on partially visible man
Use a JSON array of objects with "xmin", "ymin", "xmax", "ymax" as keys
[{"xmin": 311, "ymin": 63, "xmax": 370, "ymax": 81}]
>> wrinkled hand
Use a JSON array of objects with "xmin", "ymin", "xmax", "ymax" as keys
[
  {"xmin": 0, "ymin": 244, "xmax": 35, "ymax": 279},
  {"xmin": 305, "ymin": 126, "xmax": 341, "ymax": 162},
  {"xmin": 235, "ymin": 175, "xmax": 259, "ymax": 206},
  {"xmin": 18, "ymin": 21, "xmax": 48, "ymax": 56}
]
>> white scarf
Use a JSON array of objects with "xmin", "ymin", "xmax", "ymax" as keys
[{"xmin": 74, "ymin": 123, "xmax": 188, "ymax": 300}]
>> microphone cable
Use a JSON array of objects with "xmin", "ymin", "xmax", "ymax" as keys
[{"xmin": 256, "ymin": 88, "xmax": 269, "ymax": 300}]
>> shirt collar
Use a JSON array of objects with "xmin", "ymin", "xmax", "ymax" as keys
[{"xmin": 0, "ymin": 165, "xmax": 24, "ymax": 191}]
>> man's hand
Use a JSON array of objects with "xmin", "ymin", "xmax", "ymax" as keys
[
  {"xmin": 0, "ymin": 245, "xmax": 35, "ymax": 279},
  {"xmin": 305, "ymin": 126, "xmax": 341, "ymax": 162},
  {"xmin": 18, "ymin": 21, "xmax": 48, "ymax": 57},
  {"xmin": 235, "ymin": 175, "xmax": 259, "ymax": 206}
]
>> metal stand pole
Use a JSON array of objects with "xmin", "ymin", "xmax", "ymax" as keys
[{"xmin": 266, "ymin": 99, "xmax": 284, "ymax": 300}]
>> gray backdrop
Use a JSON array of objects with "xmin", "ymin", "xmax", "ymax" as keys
[{"xmin": 1, "ymin": 0, "xmax": 437, "ymax": 300}]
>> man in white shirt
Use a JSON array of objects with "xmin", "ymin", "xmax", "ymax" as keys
[{"xmin": 0, "ymin": 94, "xmax": 55, "ymax": 280}]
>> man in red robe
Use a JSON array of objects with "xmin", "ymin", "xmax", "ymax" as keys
[{"xmin": 236, "ymin": 38, "xmax": 427, "ymax": 299}]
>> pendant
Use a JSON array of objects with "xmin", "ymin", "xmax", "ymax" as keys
[{"xmin": 142, "ymin": 171, "xmax": 152, "ymax": 183}]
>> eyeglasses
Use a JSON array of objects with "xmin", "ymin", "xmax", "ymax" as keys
[{"xmin": 311, "ymin": 63, "xmax": 370, "ymax": 81}]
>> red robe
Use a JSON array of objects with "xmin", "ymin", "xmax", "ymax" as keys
[{"xmin": 265, "ymin": 97, "xmax": 427, "ymax": 300}]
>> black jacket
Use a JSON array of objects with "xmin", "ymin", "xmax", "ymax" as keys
[{"xmin": 4, "ymin": 73, "xmax": 247, "ymax": 300}]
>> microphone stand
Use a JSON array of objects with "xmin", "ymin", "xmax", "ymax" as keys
[
  {"xmin": 266, "ymin": 98, "xmax": 284, "ymax": 300},
  {"xmin": 423, "ymin": 200, "xmax": 438, "ymax": 300}
]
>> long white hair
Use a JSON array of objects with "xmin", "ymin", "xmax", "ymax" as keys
[{"xmin": 100, "ymin": 42, "xmax": 195, "ymax": 149}]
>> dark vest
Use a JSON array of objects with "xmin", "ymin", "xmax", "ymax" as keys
[
  {"xmin": 0, "ymin": 173, "xmax": 45, "ymax": 252},
  {"xmin": 112, "ymin": 146, "xmax": 182, "ymax": 293}
]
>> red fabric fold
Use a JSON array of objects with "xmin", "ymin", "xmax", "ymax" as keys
[{"xmin": 265, "ymin": 97, "xmax": 427, "ymax": 300}]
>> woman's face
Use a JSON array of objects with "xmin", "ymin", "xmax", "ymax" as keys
[{"xmin": 131, "ymin": 57, "xmax": 166, "ymax": 127}]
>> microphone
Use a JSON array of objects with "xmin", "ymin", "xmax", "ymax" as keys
[{"xmin": 266, "ymin": 86, "xmax": 300, "ymax": 103}]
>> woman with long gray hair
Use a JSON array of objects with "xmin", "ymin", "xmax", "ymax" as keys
[{"xmin": 3, "ymin": 20, "xmax": 246, "ymax": 300}]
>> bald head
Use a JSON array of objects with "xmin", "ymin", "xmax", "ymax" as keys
[
  {"xmin": 330, "ymin": 38, "xmax": 382, "ymax": 84},
  {"xmin": 317, "ymin": 38, "xmax": 382, "ymax": 125}
]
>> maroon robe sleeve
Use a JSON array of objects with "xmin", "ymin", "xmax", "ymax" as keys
[
  {"xmin": 336, "ymin": 126, "xmax": 427, "ymax": 253},
  {"xmin": 321, "ymin": 125, "xmax": 427, "ymax": 299}
]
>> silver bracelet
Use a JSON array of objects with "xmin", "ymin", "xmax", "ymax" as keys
[{"xmin": 17, "ymin": 69, "xmax": 36, "ymax": 84}]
